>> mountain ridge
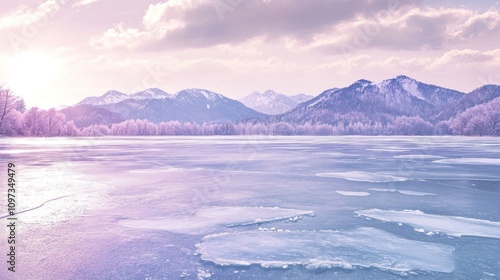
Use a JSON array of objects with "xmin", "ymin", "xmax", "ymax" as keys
[{"xmin": 66, "ymin": 76, "xmax": 499, "ymax": 129}]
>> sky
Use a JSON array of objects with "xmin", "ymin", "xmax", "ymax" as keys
[{"xmin": 0, "ymin": 0, "xmax": 499, "ymax": 108}]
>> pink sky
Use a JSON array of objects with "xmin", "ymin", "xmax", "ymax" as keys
[{"xmin": 0, "ymin": 0, "xmax": 499, "ymax": 108}]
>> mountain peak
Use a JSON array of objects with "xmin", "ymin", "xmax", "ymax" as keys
[
  {"xmin": 174, "ymin": 88, "xmax": 225, "ymax": 102},
  {"xmin": 355, "ymin": 79, "xmax": 373, "ymax": 85},
  {"xmin": 239, "ymin": 90, "xmax": 314, "ymax": 115},
  {"xmin": 103, "ymin": 90, "xmax": 126, "ymax": 96},
  {"xmin": 262, "ymin": 89, "xmax": 280, "ymax": 95},
  {"xmin": 395, "ymin": 75, "xmax": 415, "ymax": 81},
  {"xmin": 131, "ymin": 88, "xmax": 170, "ymax": 100},
  {"xmin": 77, "ymin": 90, "xmax": 128, "ymax": 106}
]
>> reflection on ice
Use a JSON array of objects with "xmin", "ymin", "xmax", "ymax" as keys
[
  {"xmin": 357, "ymin": 209, "xmax": 500, "ymax": 239},
  {"xmin": 316, "ymin": 171, "xmax": 408, "ymax": 182},
  {"xmin": 196, "ymin": 227, "xmax": 455, "ymax": 273},
  {"xmin": 119, "ymin": 206, "xmax": 315, "ymax": 234}
]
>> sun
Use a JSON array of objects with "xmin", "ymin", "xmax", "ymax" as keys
[{"xmin": 7, "ymin": 51, "xmax": 61, "ymax": 107}]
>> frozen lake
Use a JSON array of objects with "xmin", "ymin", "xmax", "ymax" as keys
[{"xmin": 1, "ymin": 136, "xmax": 500, "ymax": 279}]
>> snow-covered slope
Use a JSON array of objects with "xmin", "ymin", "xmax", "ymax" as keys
[
  {"xmin": 277, "ymin": 75, "xmax": 464, "ymax": 124},
  {"xmin": 76, "ymin": 88, "xmax": 170, "ymax": 106},
  {"xmin": 77, "ymin": 90, "xmax": 129, "ymax": 106},
  {"xmin": 130, "ymin": 88, "xmax": 170, "ymax": 100},
  {"xmin": 239, "ymin": 90, "xmax": 314, "ymax": 115}
]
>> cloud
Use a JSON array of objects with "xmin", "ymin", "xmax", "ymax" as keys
[
  {"xmin": 90, "ymin": 0, "xmax": 419, "ymax": 50},
  {"xmin": 366, "ymin": 49, "xmax": 500, "ymax": 71},
  {"xmin": 431, "ymin": 49, "xmax": 500, "ymax": 67},
  {"xmin": 90, "ymin": 0, "xmax": 190, "ymax": 50},
  {"xmin": 73, "ymin": 0, "xmax": 99, "ymax": 8},
  {"xmin": 0, "ymin": 0, "xmax": 62, "ymax": 30},
  {"xmin": 459, "ymin": 10, "xmax": 500, "ymax": 39},
  {"xmin": 313, "ymin": 7, "xmax": 500, "ymax": 54}
]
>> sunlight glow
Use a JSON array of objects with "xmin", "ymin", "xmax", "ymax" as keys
[{"xmin": 7, "ymin": 51, "xmax": 61, "ymax": 107}]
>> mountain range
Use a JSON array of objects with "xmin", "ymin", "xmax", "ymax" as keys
[
  {"xmin": 63, "ymin": 76, "xmax": 499, "ymax": 128},
  {"xmin": 65, "ymin": 88, "xmax": 266, "ymax": 127}
]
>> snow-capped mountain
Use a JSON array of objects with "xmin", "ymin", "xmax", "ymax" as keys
[
  {"xmin": 130, "ymin": 88, "xmax": 170, "ymax": 100},
  {"xmin": 289, "ymin": 93, "xmax": 316, "ymax": 104},
  {"xmin": 277, "ymin": 75, "xmax": 464, "ymax": 124},
  {"xmin": 67, "ymin": 88, "xmax": 266, "ymax": 126},
  {"xmin": 77, "ymin": 90, "xmax": 129, "ymax": 106},
  {"xmin": 239, "ymin": 90, "xmax": 314, "ymax": 115},
  {"xmin": 76, "ymin": 88, "xmax": 170, "ymax": 106},
  {"xmin": 66, "ymin": 76, "xmax": 499, "ymax": 128},
  {"xmin": 128, "ymin": 88, "xmax": 265, "ymax": 123}
]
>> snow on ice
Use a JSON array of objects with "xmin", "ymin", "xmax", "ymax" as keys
[
  {"xmin": 119, "ymin": 206, "xmax": 315, "ymax": 234},
  {"xmin": 335, "ymin": 191, "xmax": 371, "ymax": 196},
  {"xmin": 357, "ymin": 209, "xmax": 500, "ymax": 239},
  {"xmin": 316, "ymin": 171, "xmax": 408, "ymax": 182},
  {"xmin": 196, "ymin": 227, "xmax": 455, "ymax": 273}
]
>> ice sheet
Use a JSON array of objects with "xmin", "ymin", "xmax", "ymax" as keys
[
  {"xmin": 366, "ymin": 148, "xmax": 410, "ymax": 152},
  {"xmin": 397, "ymin": 190, "xmax": 436, "ymax": 196},
  {"xmin": 393, "ymin": 155, "xmax": 446, "ymax": 159},
  {"xmin": 356, "ymin": 209, "xmax": 500, "ymax": 238},
  {"xmin": 119, "ymin": 206, "xmax": 315, "ymax": 234},
  {"xmin": 434, "ymin": 158, "xmax": 500, "ymax": 165},
  {"xmin": 128, "ymin": 166, "xmax": 186, "ymax": 173},
  {"xmin": 369, "ymin": 188, "xmax": 436, "ymax": 196},
  {"xmin": 316, "ymin": 171, "xmax": 408, "ymax": 182},
  {"xmin": 335, "ymin": 191, "xmax": 370, "ymax": 196},
  {"xmin": 196, "ymin": 227, "xmax": 455, "ymax": 273}
]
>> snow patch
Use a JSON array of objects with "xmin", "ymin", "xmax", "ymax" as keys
[
  {"xmin": 369, "ymin": 188, "xmax": 436, "ymax": 196},
  {"xmin": 335, "ymin": 191, "xmax": 370, "ymax": 197},
  {"xmin": 434, "ymin": 158, "xmax": 500, "ymax": 166},
  {"xmin": 316, "ymin": 171, "xmax": 408, "ymax": 182},
  {"xmin": 397, "ymin": 190, "xmax": 436, "ymax": 196},
  {"xmin": 196, "ymin": 227, "xmax": 455, "ymax": 273},
  {"xmin": 356, "ymin": 209, "xmax": 500, "ymax": 239},
  {"xmin": 394, "ymin": 155, "xmax": 446, "ymax": 159},
  {"xmin": 119, "ymin": 206, "xmax": 315, "ymax": 234}
]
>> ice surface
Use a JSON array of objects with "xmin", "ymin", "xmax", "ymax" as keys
[
  {"xmin": 316, "ymin": 171, "xmax": 408, "ymax": 182},
  {"xmin": 119, "ymin": 206, "xmax": 315, "ymax": 234},
  {"xmin": 335, "ymin": 191, "xmax": 370, "ymax": 196},
  {"xmin": 434, "ymin": 158, "xmax": 500, "ymax": 165},
  {"xmin": 397, "ymin": 190, "xmax": 436, "ymax": 196},
  {"xmin": 128, "ymin": 166, "xmax": 186, "ymax": 173},
  {"xmin": 357, "ymin": 209, "xmax": 500, "ymax": 238},
  {"xmin": 366, "ymin": 148, "xmax": 409, "ymax": 152},
  {"xmin": 369, "ymin": 188, "xmax": 436, "ymax": 196},
  {"xmin": 196, "ymin": 227, "xmax": 455, "ymax": 273},
  {"xmin": 393, "ymin": 155, "xmax": 446, "ymax": 159}
]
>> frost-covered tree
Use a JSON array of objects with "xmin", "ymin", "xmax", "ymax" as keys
[
  {"xmin": 63, "ymin": 121, "xmax": 80, "ymax": 136},
  {"xmin": 0, "ymin": 86, "xmax": 25, "ymax": 135},
  {"xmin": 45, "ymin": 108, "xmax": 66, "ymax": 136},
  {"xmin": 450, "ymin": 98, "xmax": 500, "ymax": 136},
  {"xmin": 22, "ymin": 107, "xmax": 45, "ymax": 136},
  {"xmin": 81, "ymin": 124, "xmax": 110, "ymax": 136},
  {"xmin": 387, "ymin": 116, "xmax": 433, "ymax": 135}
]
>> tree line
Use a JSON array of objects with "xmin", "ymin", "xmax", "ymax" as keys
[{"xmin": 1, "ymin": 86, "xmax": 498, "ymax": 137}]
